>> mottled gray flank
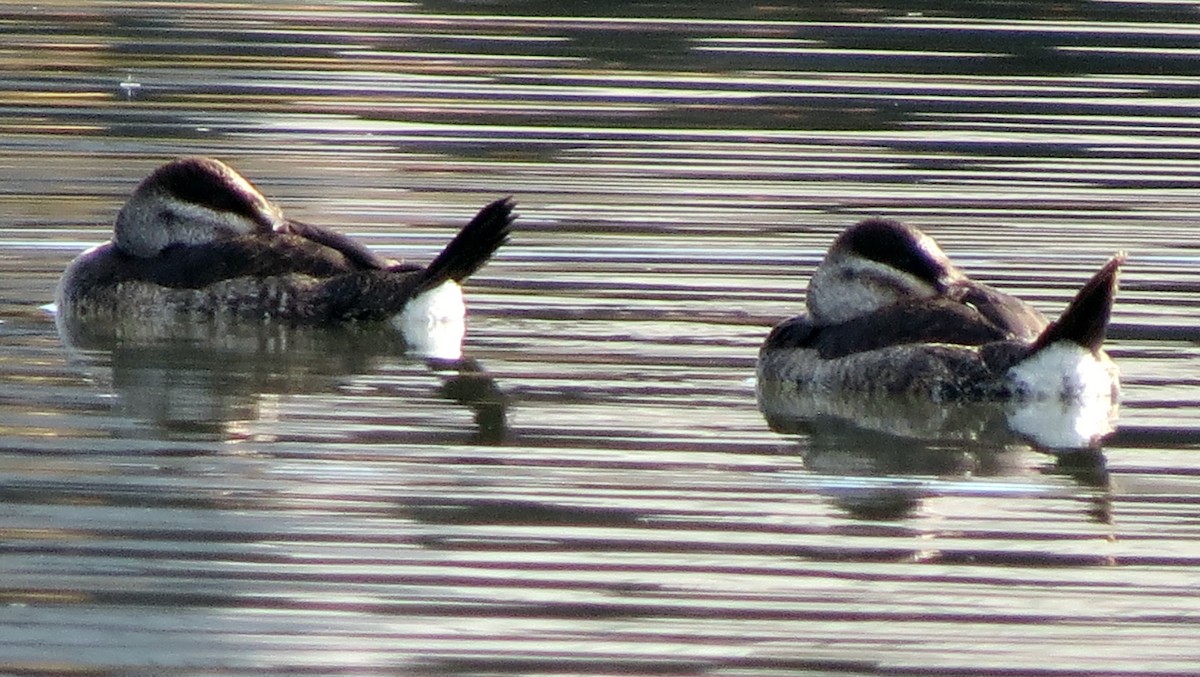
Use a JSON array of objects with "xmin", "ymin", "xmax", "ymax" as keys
[
  {"xmin": 56, "ymin": 243, "xmax": 427, "ymax": 325},
  {"xmin": 758, "ymin": 340, "xmax": 1030, "ymax": 401}
]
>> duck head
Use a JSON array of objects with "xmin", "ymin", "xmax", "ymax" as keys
[
  {"xmin": 807, "ymin": 218, "xmax": 962, "ymax": 325},
  {"xmin": 114, "ymin": 156, "xmax": 285, "ymax": 258}
]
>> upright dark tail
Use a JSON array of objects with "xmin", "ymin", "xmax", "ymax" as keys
[
  {"xmin": 1030, "ymin": 253, "xmax": 1125, "ymax": 355},
  {"xmin": 416, "ymin": 197, "xmax": 515, "ymax": 291}
]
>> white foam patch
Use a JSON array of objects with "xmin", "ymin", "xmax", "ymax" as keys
[
  {"xmin": 391, "ymin": 280, "xmax": 466, "ymax": 360},
  {"xmin": 1008, "ymin": 341, "xmax": 1119, "ymax": 402}
]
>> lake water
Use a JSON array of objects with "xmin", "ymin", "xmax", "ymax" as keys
[{"xmin": 2, "ymin": 2, "xmax": 1200, "ymax": 674}]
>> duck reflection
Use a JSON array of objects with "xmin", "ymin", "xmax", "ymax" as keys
[
  {"xmin": 57, "ymin": 317, "xmax": 508, "ymax": 444},
  {"xmin": 758, "ymin": 381, "xmax": 1114, "ymax": 521}
]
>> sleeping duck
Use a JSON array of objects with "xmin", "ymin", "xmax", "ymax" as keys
[
  {"xmin": 56, "ymin": 157, "xmax": 514, "ymax": 350},
  {"xmin": 757, "ymin": 218, "xmax": 1123, "ymax": 402}
]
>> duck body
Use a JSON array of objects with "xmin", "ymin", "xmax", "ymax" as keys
[
  {"xmin": 56, "ymin": 157, "xmax": 514, "ymax": 336},
  {"xmin": 757, "ymin": 219, "xmax": 1122, "ymax": 402}
]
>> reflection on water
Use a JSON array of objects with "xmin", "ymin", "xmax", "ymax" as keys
[
  {"xmin": 59, "ymin": 320, "xmax": 508, "ymax": 444},
  {"xmin": 758, "ymin": 378, "xmax": 1117, "ymax": 452},
  {"xmin": 757, "ymin": 378, "xmax": 1116, "ymax": 521},
  {"xmin": 3, "ymin": 1, "xmax": 1200, "ymax": 675}
]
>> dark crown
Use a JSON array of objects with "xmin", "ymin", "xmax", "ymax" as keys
[{"xmin": 837, "ymin": 218, "xmax": 953, "ymax": 288}]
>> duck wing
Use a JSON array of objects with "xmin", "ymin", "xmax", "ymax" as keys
[
  {"xmin": 123, "ymin": 235, "xmax": 369, "ymax": 289},
  {"xmin": 765, "ymin": 299, "xmax": 1019, "ymax": 360},
  {"xmin": 276, "ymin": 219, "xmax": 394, "ymax": 271},
  {"xmin": 946, "ymin": 279, "xmax": 1048, "ymax": 342}
]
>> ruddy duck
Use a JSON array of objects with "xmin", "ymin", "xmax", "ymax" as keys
[
  {"xmin": 56, "ymin": 157, "xmax": 514, "ymax": 346},
  {"xmin": 758, "ymin": 218, "xmax": 1123, "ymax": 402}
]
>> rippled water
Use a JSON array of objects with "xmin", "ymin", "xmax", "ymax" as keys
[{"xmin": 3, "ymin": 2, "xmax": 1200, "ymax": 675}]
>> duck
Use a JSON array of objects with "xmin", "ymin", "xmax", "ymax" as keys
[
  {"xmin": 56, "ymin": 157, "xmax": 514, "ymax": 347},
  {"xmin": 757, "ymin": 218, "xmax": 1123, "ymax": 402}
]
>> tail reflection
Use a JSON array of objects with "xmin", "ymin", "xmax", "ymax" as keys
[{"xmin": 427, "ymin": 357, "xmax": 509, "ymax": 445}]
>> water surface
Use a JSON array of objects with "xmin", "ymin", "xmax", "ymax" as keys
[{"xmin": 2, "ymin": 2, "xmax": 1200, "ymax": 675}]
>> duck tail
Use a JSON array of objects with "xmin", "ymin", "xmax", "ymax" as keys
[
  {"xmin": 1030, "ymin": 253, "xmax": 1125, "ymax": 355},
  {"xmin": 415, "ymin": 197, "xmax": 515, "ymax": 291}
]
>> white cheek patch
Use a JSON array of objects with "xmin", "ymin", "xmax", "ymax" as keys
[
  {"xmin": 810, "ymin": 259, "xmax": 938, "ymax": 324},
  {"xmin": 391, "ymin": 280, "xmax": 466, "ymax": 360}
]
